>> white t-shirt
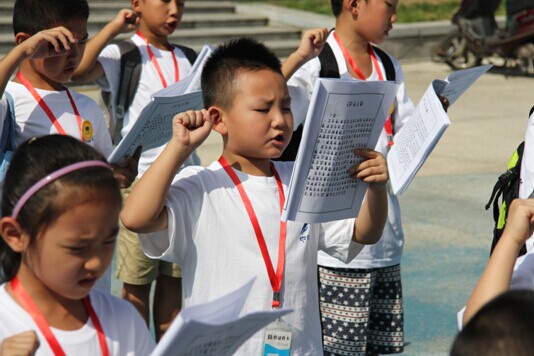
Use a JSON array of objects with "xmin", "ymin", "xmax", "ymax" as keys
[
  {"xmin": 138, "ymin": 160, "xmax": 362, "ymax": 355},
  {"xmin": 97, "ymin": 34, "xmax": 199, "ymax": 176},
  {"xmin": 0, "ymin": 285, "xmax": 155, "ymax": 355},
  {"xmin": 287, "ymin": 31, "xmax": 415, "ymax": 268},
  {"xmin": 518, "ymin": 111, "xmax": 534, "ymax": 250},
  {"xmin": 1, "ymin": 82, "xmax": 113, "ymax": 157}
]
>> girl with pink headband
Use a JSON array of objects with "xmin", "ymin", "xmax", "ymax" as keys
[{"xmin": 0, "ymin": 135, "xmax": 154, "ymax": 355}]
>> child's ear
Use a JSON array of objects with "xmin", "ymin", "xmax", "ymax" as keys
[
  {"xmin": 348, "ymin": 0, "xmax": 360, "ymax": 15},
  {"xmin": 0, "ymin": 217, "xmax": 29, "ymax": 253},
  {"xmin": 15, "ymin": 32, "xmax": 31, "ymax": 46},
  {"xmin": 132, "ymin": 0, "xmax": 142, "ymax": 14},
  {"xmin": 209, "ymin": 106, "xmax": 228, "ymax": 135}
]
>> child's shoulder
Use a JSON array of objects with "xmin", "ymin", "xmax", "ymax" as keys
[{"xmin": 89, "ymin": 289, "xmax": 143, "ymax": 320}]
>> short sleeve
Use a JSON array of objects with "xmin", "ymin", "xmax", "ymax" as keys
[
  {"xmin": 287, "ymin": 58, "xmax": 321, "ymax": 128},
  {"xmin": 96, "ymin": 44, "xmax": 121, "ymax": 93},
  {"xmin": 318, "ymin": 218, "xmax": 363, "ymax": 263},
  {"xmin": 138, "ymin": 167, "xmax": 204, "ymax": 264},
  {"xmin": 510, "ymin": 251, "xmax": 534, "ymax": 290}
]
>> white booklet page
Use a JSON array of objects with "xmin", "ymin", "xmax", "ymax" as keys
[
  {"xmin": 282, "ymin": 78, "xmax": 399, "ymax": 223},
  {"xmin": 388, "ymin": 64, "xmax": 491, "ymax": 195},
  {"xmin": 151, "ymin": 279, "xmax": 292, "ymax": 356},
  {"xmin": 108, "ymin": 45, "xmax": 215, "ymax": 164}
]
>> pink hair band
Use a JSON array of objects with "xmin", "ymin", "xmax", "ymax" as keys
[{"xmin": 11, "ymin": 160, "xmax": 112, "ymax": 220}]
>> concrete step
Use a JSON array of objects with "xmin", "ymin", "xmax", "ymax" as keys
[
  {"xmin": 0, "ymin": 13, "xmax": 269, "ymax": 34},
  {"xmin": 0, "ymin": 1, "xmax": 237, "ymax": 17},
  {"xmin": 0, "ymin": 29, "xmax": 301, "ymax": 60}
]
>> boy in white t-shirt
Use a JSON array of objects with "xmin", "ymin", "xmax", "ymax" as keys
[
  {"xmin": 72, "ymin": 1, "xmax": 199, "ymax": 339},
  {"xmin": 286, "ymin": 1, "xmax": 415, "ymax": 353},
  {"xmin": 121, "ymin": 38, "xmax": 389, "ymax": 355}
]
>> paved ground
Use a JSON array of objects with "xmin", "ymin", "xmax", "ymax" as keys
[{"xmin": 88, "ymin": 59, "xmax": 534, "ymax": 355}]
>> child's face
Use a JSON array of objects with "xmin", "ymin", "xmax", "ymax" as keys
[
  {"xmin": 134, "ymin": 0, "xmax": 184, "ymax": 37},
  {"xmin": 24, "ymin": 190, "xmax": 120, "ymax": 301},
  {"xmin": 29, "ymin": 18, "xmax": 88, "ymax": 85},
  {"xmin": 221, "ymin": 69, "xmax": 293, "ymax": 161},
  {"xmin": 355, "ymin": 0, "xmax": 398, "ymax": 45}
]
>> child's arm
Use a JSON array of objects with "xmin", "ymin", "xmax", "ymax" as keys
[
  {"xmin": 282, "ymin": 27, "xmax": 329, "ymax": 80},
  {"xmin": 121, "ymin": 109, "xmax": 213, "ymax": 233},
  {"xmin": 0, "ymin": 330, "xmax": 40, "ymax": 356},
  {"xmin": 72, "ymin": 9, "xmax": 138, "ymax": 83},
  {"xmin": 348, "ymin": 149, "xmax": 389, "ymax": 244},
  {"xmin": 0, "ymin": 27, "xmax": 75, "ymax": 96},
  {"xmin": 463, "ymin": 198, "xmax": 534, "ymax": 324}
]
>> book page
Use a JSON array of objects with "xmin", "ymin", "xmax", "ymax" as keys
[
  {"xmin": 282, "ymin": 78, "xmax": 399, "ymax": 223},
  {"xmin": 108, "ymin": 91, "xmax": 203, "ymax": 164},
  {"xmin": 108, "ymin": 46, "xmax": 215, "ymax": 164},
  {"xmin": 387, "ymin": 83, "xmax": 450, "ymax": 195},
  {"xmin": 152, "ymin": 279, "xmax": 292, "ymax": 356},
  {"xmin": 435, "ymin": 64, "xmax": 492, "ymax": 105}
]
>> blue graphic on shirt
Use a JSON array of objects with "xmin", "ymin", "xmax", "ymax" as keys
[
  {"xmin": 299, "ymin": 223, "xmax": 310, "ymax": 243},
  {"xmin": 263, "ymin": 344, "xmax": 290, "ymax": 356}
]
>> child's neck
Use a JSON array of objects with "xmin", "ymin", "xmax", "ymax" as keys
[
  {"xmin": 220, "ymin": 153, "xmax": 273, "ymax": 177},
  {"xmin": 137, "ymin": 26, "xmax": 171, "ymax": 51},
  {"xmin": 7, "ymin": 265, "xmax": 88, "ymax": 331},
  {"xmin": 15, "ymin": 62, "xmax": 65, "ymax": 91},
  {"xmin": 334, "ymin": 25, "xmax": 373, "ymax": 78}
]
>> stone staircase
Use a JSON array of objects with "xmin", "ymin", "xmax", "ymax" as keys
[{"xmin": 0, "ymin": 0, "xmax": 303, "ymax": 58}]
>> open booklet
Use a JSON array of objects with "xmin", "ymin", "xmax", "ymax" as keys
[
  {"xmin": 151, "ymin": 279, "xmax": 293, "ymax": 356},
  {"xmin": 388, "ymin": 64, "xmax": 492, "ymax": 195},
  {"xmin": 282, "ymin": 78, "xmax": 399, "ymax": 223},
  {"xmin": 108, "ymin": 45, "xmax": 215, "ymax": 164}
]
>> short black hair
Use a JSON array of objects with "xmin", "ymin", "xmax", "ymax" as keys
[
  {"xmin": 201, "ymin": 37, "xmax": 282, "ymax": 110},
  {"xmin": 451, "ymin": 290, "xmax": 534, "ymax": 356},
  {"xmin": 331, "ymin": 0, "xmax": 343, "ymax": 17},
  {"xmin": 13, "ymin": 0, "xmax": 89, "ymax": 35}
]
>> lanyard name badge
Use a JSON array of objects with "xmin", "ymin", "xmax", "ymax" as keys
[
  {"xmin": 16, "ymin": 71, "xmax": 88, "ymax": 142},
  {"xmin": 136, "ymin": 31, "xmax": 179, "ymax": 88},
  {"xmin": 10, "ymin": 276, "xmax": 110, "ymax": 356},
  {"xmin": 218, "ymin": 157, "xmax": 292, "ymax": 355},
  {"xmin": 333, "ymin": 32, "xmax": 395, "ymax": 147}
]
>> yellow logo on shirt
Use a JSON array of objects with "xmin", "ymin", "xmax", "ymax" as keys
[
  {"xmin": 82, "ymin": 120, "xmax": 94, "ymax": 142},
  {"xmin": 389, "ymin": 103, "xmax": 395, "ymax": 115}
]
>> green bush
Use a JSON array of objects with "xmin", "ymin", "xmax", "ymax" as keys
[{"xmin": 235, "ymin": 1, "xmax": 505, "ymax": 23}]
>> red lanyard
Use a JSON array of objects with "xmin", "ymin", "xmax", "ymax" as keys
[
  {"xmin": 136, "ymin": 31, "xmax": 179, "ymax": 88},
  {"xmin": 10, "ymin": 276, "xmax": 110, "ymax": 356},
  {"xmin": 218, "ymin": 157, "xmax": 287, "ymax": 308},
  {"xmin": 333, "ymin": 33, "xmax": 395, "ymax": 146},
  {"xmin": 16, "ymin": 71, "xmax": 84, "ymax": 142}
]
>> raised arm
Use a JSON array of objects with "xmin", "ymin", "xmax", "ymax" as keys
[
  {"xmin": 282, "ymin": 27, "xmax": 328, "ymax": 80},
  {"xmin": 349, "ymin": 149, "xmax": 389, "ymax": 244},
  {"xmin": 72, "ymin": 9, "xmax": 138, "ymax": 83},
  {"xmin": 0, "ymin": 27, "xmax": 75, "ymax": 96},
  {"xmin": 463, "ymin": 198, "xmax": 534, "ymax": 324},
  {"xmin": 121, "ymin": 109, "xmax": 213, "ymax": 233}
]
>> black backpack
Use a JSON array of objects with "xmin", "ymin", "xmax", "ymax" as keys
[
  {"xmin": 103, "ymin": 39, "xmax": 197, "ymax": 144},
  {"xmin": 485, "ymin": 106, "xmax": 534, "ymax": 256},
  {"xmin": 277, "ymin": 41, "xmax": 396, "ymax": 161}
]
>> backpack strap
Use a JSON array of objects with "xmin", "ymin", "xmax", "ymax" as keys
[
  {"xmin": 2, "ymin": 92, "xmax": 16, "ymax": 153},
  {"xmin": 114, "ymin": 39, "xmax": 142, "ymax": 144},
  {"xmin": 318, "ymin": 42, "xmax": 341, "ymax": 79},
  {"xmin": 113, "ymin": 41, "xmax": 198, "ymax": 144},
  {"xmin": 372, "ymin": 45, "xmax": 396, "ymax": 82},
  {"xmin": 173, "ymin": 44, "xmax": 198, "ymax": 65},
  {"xmin": 278, "ymin": 44, "xmax": 340, "ymax": 161}
]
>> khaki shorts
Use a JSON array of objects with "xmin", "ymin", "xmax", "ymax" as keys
[{"xmin": 115, "ymin": 180, "xmax": 181, "ymax": 285}]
